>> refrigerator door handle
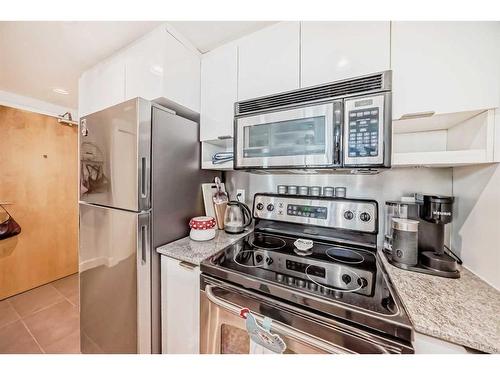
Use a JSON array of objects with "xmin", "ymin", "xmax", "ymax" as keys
[
  {"xmin": 140, "ymin": 157, "xmax": 149, "ymax": 199},
  {"xmin": 140, "ymin": 223, "xmax": 148, "ymax": 265}
]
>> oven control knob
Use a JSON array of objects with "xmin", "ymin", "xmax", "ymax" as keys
[
  {"xmin": 357, "ymin": 277, "xmax": 368, "ymax": 288},
  {"xmin": 267, "ymin": 204, "xmax": 275, "ymax": 212},
  {"xmin": 308, "ymin": 282, "xmax": 318, "ymax": 292},
  {"xmin": 344, "ymin": 210, "xmax": 354, "ymax": 220},
  {"xmin": 276, "ymin": 274, "xmax": 284, "ymax": 283},
  {"xmin": 360, "ymin": 212, "xmax": 371, "ymax": 222},
  {"xmin": 256, "ymin": 203, "xmax": 264, "ymax": 211},
  {"xmin": 286, "ymin": 276, "xmax": 295, "ymax": 286},
  {"xmin": 297, "ymin": 279, "xmax": 306, "ymax": 288},
  {"xmin": 341, "ymin": 274, "xmax": 352, "ymax": 285},
  {"xmin": 255, "ymin": 254, "xmax": 263, "ymax": 263},
  {"xmin": 266, "ymin": 257, "xmax": 273, "ymax": 265}
]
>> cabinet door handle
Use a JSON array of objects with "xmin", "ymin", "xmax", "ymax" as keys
[
  {"xmin": 400, "ymin": 111, "xmax": 435, "ymax": 120},
  {"xmin": 179, "ymin": 261, "xmax": 197, "ymax": 270},
  {"xmin": 217, "ymin": 135, "xmax": 233, "ymax": 140}
]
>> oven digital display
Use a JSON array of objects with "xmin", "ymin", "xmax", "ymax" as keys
[
  {"xmin": 287, "ymin": 204, "xmax": 327, "ymax": 219},
  {"xmin": 347, "ymin": 107, "xmax": 379, "ymax": 158},
  {"xmin": 286, "ymin": 260, "xmax": 325, "ymax": 278}
]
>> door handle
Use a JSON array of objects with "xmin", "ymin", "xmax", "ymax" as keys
[
  {"xmin": 140, "ymin": 157, "xmax": 148, "ymax": 199},
  {"xmin": 179, "ymin": 261, "xmax": 197, "ymax": 270},
  {"xmin": 140, "ymin": 224, "xmax": 148, "ymax": 265},
  {"xmin": 204, "ymin": 285, "xmax": 352, "ymax": 354}
]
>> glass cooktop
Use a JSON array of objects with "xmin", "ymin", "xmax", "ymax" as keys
[{"xmin": 202, "ymin": 232, "xmax": 398, "ymax": 316}]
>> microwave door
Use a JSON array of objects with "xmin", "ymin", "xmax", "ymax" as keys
[{"xmin": 235, "ymin": 103, "xmax": 335, "ymax": 169}]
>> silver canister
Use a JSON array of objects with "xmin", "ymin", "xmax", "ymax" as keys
[
  {"xmin": 277, "ymin": 185, "xmax": 287, "ymax": 195},
  {"xmin": 298, "ymin": 186, "xmax": 309, "ymax": 196},
  {"xmin": 391, "ymin": 218, "xmax": 419, "ymax": 266},
  {"xmin": 309, "ymin": 186, "xmax": 321, "ymax": 196},
  {"xmin": 322, "ymin": 186, "xmax": 335, "ymax": 197},
  {"xmin": 335, "ymin": 187, "xmax": 346, "ymax": 198},
  {"xmin": 287, "ymin": 185, "xmax": 298, "ymax": 195}
]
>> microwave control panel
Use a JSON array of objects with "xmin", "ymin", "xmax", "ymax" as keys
[
  {"xmin": 343, "ymin": 94, "xmax": 387, "ymax": 166},
  {"xmin": 347, "ymin": 107, "xmax": 380, "ymax": 158}
]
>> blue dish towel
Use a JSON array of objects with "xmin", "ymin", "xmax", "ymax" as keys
[{"xmin": 212, "ymin": 151, "xmax": 234, "ymax": 165}]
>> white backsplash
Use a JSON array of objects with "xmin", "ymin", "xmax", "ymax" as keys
[{"xmin": 224, "ymin": 168, "xmax": 453, "ymax": 247}]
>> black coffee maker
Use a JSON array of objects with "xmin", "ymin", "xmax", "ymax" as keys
[
  {"xmin": 385, "ymin": 193, "xmax": 460, "ymax": 278},
  {"xmin": 415, "ymin": 194, "xmax": 460, "ymax": 277}
]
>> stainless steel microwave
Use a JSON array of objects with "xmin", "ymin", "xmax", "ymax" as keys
[{"xmin": 234, "ymin": 71, "xmax": 392, "ymax": 170}]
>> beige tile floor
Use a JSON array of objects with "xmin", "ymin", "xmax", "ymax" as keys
[{"xmin": 0, "ymin": 273, "xmax": 80, "ymax": 354}]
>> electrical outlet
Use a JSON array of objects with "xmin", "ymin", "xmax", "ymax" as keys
[{"xmin": 236, "ymin": 189, "xmax": 246, "ymax": 204}]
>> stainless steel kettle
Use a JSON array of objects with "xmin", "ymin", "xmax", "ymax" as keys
[{"xmin": 224, "ymin": 201, "xmax": 252, "ymax": 234}]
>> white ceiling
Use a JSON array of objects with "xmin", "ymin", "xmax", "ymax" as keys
[{"xmin": 0, "ymin": 21, "xmax": 274, "ymax": 110}]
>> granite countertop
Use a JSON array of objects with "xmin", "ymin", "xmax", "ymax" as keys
[
  {"xmin": 379, "ymin": 249, "xmax": 500, "ymax": 353},
  {"xmin": 156, "ymin": 228, "xmax": 251, "ymax": 265}
]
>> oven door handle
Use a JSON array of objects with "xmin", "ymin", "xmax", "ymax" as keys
[{"xmin": 204, "ymin": 284, "xmax": 353, "ymax": 354}]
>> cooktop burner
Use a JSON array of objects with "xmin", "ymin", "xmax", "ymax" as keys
[
  {"xmin": 248, "ymin": 233, "xmax": 286, "ymax": 250},
  {"xmin": 326, "ymin": 247, "xmax": 365, "ymax": 264}
]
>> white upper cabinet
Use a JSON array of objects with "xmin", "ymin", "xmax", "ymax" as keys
[
  {"xmin": 79, "ymin": 53, "xmax": 126, "ymax": 117},
  {"xmin": 300, "ymin": 22, "xmax": 390, "ymax": 87},
  {"xmin": 125, "ymin": 25, "xmax": 201, "ymax": 112},
  {"xmin": 391, "ymin": 21, "xmax": 500, "ymax": 119},
  {"xmin": 80, "ymin": 24, "xmax": 201, "ymax": 117},
  {"xmin": 162, "ymin": 32, "xmax": 201, "ymax": 113},
  {"xmin": 200, "ymin": 43, "xmax": 238, "ymax": 141},
  {"xmin": 125, "ymin": 27, "xmax": 165, "ymax": 102},
  {"xmin": 238, "ymin": 22, "xmax": 300, "ymax": 101}
]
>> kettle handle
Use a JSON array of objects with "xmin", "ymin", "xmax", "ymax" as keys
[{"xmin": 240, "ymin": 202, "xmax": 253, "ymax": 228}]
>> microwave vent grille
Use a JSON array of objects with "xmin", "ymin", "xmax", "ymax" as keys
[{"xmin": 236, "ymin": 72, "xmax": 387, "ymax": 115}]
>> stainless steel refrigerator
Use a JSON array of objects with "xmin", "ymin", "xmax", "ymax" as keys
[{"xmin": 79, "ymin": 98, "xmax": 217, "ymax": 353}]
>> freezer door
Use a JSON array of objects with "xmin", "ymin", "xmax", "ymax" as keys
[
  {"xmin": 79, "ymin": 203, "xmax": 151, "ymax": 354},
  {"xmin": 79, "ymin": 98, "xmax": 151, "ymax": 211}
]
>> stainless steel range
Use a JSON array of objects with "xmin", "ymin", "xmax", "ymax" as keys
[{"xmin": 200, "ymin": 193, "xmax": 413, "ymax": 354}]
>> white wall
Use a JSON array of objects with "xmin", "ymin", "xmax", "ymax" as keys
[
  {"xmin": 452, "ymin": 164, "xmax": 500, "ymax": 289},
  {"xmin": 0, "ymin": 89, "xmax": 77, "ymax": 119},
  {"xmin": 225, "ymin": 168, "xmax": 453, "ymax": 247}
]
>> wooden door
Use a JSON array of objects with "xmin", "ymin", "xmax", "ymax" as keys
[{"xmin": 0, "ymin": 105, "xmax": 78, "ymax": 299}]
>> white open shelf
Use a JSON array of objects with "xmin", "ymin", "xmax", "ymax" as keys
[
  {"xmin": 201, "ymin": 138, "xmax": 234, "ymax": 170},
  {"xmin": 392, "ymin": 109, "xmax": 497, "ymax": 167}
]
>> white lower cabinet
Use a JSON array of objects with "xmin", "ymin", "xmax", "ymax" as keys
[
  {"xmin": 161, "ymin": 256, "xmax": 200, "ymax": 354},
  {"xmin": 414, "ymin": 333, "xmax": 469, "ymax": 354}
]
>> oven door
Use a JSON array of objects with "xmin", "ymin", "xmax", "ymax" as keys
[
  {"xmin": 200, "ymin": 275, "xmax": 411, "ymax": 354},
  {"xmin": 235, "ymin": 102, "xmax": 341, "ymax": 169}
]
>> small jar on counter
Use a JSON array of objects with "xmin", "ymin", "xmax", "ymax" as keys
[{"xmin": 189, "ymin": 216, "xmax": 216, "ymax": 241}]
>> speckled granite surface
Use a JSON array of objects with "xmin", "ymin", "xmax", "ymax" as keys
[
  {"xmin": 156, "ymin": 228, "xmax": 251, "ymax": 265},
  {"xmin": 379, "ymin": 249, "xmax": 500, "ymax": 353}
]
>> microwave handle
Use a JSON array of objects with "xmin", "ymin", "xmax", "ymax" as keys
[{"xmin": 334, "ymin": 127, "xmax": 341, "ymax": 164}]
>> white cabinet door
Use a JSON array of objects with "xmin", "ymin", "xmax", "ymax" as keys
[
  {"xmin": 163, "ymin": 32, "xmax": 201, "ymax": 113},
  {"xmin": 301, "ymin": 21, "xmax": 390, "ymax": 87},
  {"xmin": 125, "ymin": 27, "xmax": 165, "ymax": 101},
  {"xmin": 238, "ymin": 22, "xmax": 300, "ymax": 101},
  {"xmin": 200, "ymin": 43, "xmax": 238, "ymax": 141},
  {"xmin": 392, "ymin": 21, "xmax": 500, "ymax": 119},
  {"xmin": 161, "ymin": 256, "xmax": 200, "ymax": 354},
  {"xmin": 79, "ymin": 54, "xmax": 126, "ymax": 117}
]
